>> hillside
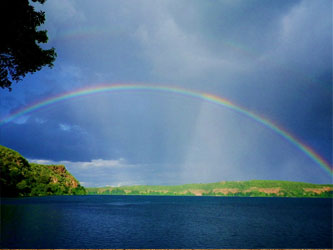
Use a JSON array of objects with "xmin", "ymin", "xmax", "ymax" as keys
[
  {"xmin": 87, "ymin": 180, "xmax": 333, "ymax": 198},
  {"xmin": 0, "ymin": 145, "xmax": 86, "ymax": 197}
]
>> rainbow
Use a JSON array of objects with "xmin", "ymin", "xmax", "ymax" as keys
[{"xmin": 1, "ymin": 83, "xmax": 332, "ymax": 176}]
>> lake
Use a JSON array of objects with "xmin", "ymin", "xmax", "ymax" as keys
[{"xmin": 1, "ymin": 195, "xmax": 332, "ymax": 248}]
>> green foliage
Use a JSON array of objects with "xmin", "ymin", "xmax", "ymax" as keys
[
  {"xmin": 110, "ymin": 189, "xmax": 126, "ymax": 195},
  {"xmin": 0, "ymin": 0, "xmax": 56, "ymax": 90},
  {"xmin": 0, "ymin": 145, "xmax": 86, "ymax": 197},
  {"xmin": 0, "ymin": 145, "xmax": 31, "ymax": 196},
  {"xmin": 86, "ymin": 180, "xmax": 333, "ymax": 198}
]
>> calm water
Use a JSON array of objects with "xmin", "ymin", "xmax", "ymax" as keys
[{"xmin": 1, "ymin": 195, "xmax": 332, "ymax": 248}]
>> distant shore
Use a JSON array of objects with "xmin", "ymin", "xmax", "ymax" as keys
[{"xmin": 86, "ymin": 180, "xmax": 333, "ymax": 198}]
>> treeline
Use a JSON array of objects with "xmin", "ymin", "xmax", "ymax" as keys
[
  {"xmin": 0, "ymin": 145, "xmax": 86, "ymax": 197},
  {"xmin": 87, "ymin": 180, "xmax": 333, "ymax": 198}
]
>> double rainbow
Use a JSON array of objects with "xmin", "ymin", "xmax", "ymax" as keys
[{"xmin": 1, "ymin": 83, "xmax": 331, "ymax": 176}]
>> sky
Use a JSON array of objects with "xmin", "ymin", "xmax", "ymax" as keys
[{"xmin": 0, "ymin": 0, "xmax": 332, "ymax": 187}]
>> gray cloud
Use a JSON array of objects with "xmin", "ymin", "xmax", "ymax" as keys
[{"xmin": 1, "ymin": 0, "xmax": 331, "ymax": 185}]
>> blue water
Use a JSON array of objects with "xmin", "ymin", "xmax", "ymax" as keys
[{"xmin": 1, "ymin": 195, "xmax": 332, "ymax": 248}]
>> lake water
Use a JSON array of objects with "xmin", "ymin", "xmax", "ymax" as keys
[{"xmin": 1, "ymin": 195, "xmax": 332, "ymax": 248}]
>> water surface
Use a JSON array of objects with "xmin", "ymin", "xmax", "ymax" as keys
[{"xmin": 1, "ymin": 195, "xmax": 332, "ymax": 248}]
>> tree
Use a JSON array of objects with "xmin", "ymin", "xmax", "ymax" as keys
[{"xmin": 0, "ymin": 0, "xmax": 56, "ymax": 91}]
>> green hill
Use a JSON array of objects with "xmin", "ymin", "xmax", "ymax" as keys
[
  {"xmin": 0, "ymin": 145, "xmax": 86, "ymax": 197},
  {"xmin": 1, "ymin": 145, "xmax": 332, "ymax": 198},
  {"xmin": 86, "ymin": 180, "xmax": 333, "ymax": 198}
]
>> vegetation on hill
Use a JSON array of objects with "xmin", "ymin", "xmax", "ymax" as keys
[
  {"xmin": 86, "ymin": 180, "xmax": 333, "ymax": 198},
  {"xmin": 0, "ymin": 145, "xmax": 85, "ymax": 197},
  {"xmin": 1, "ymin": 145, "xmax": 331, "ymax": 198}
]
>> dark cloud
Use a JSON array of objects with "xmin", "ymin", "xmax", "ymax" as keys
[{"xmin": 0, "ymin": 119, "xmax": 92, "ymax": 161}]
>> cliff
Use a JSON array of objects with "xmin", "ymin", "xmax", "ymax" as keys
[{"xmin": 0, "ymin": 145, "xmax": 86, "ymax": 197}]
